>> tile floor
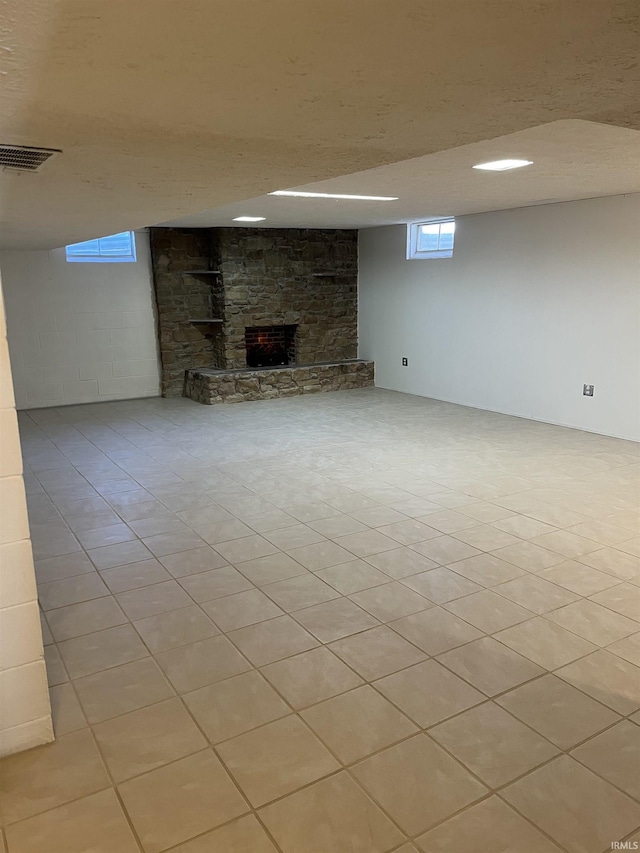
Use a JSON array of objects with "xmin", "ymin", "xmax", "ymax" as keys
[{"xmin": 1, "ymin": 387, "xmax": 640, "ymax": 853}]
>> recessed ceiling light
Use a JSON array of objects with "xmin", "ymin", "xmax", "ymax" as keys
[
  {"xmin": 232, "ymin": 216, "xmax": 266, "ymax": 222},
  {"xmin": 270, "ymin": 190, "xmax": 398, "ymax": 201},
  {"xmin": 472, "ymin": 159, "xmax": 533, "ymax": 171}
]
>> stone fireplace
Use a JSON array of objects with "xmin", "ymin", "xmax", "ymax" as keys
[{"xmin": 149, "ymin": 226, "xmax": 374, "ymax": 403}]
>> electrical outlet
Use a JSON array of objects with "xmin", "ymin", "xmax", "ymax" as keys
[
  {"xmin": 583, "ymin": 384, "xmax": 594, "ymax": 397},
  {"xmin": 402, "ymin": 357, "xmax": 408, "ymax": 367}
]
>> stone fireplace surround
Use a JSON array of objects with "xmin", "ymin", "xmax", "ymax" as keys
[{"xmin": 149, "ymin": 226, "xmax": 374, "ymax": 403}]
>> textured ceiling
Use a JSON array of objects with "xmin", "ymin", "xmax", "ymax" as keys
[
  {"xmin": 160, "ymin": 120, "xmax": 640, "ymax": 228},
  {"xmin": 0, "ymin": 0, "xmax": 638, "ymax": 248}
]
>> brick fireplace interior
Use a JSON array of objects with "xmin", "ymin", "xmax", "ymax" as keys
[{"xmin": 245, "ymin": 325, "xmax": 298, "ymax": 368}]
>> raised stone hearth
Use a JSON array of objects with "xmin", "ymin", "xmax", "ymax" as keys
[{"xmin": 185, "ymin": 360, "xmax": 374, "ymax": 404}]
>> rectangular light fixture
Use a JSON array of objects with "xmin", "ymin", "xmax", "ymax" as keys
[
  {"xmin": 472, "ymin": 159, "xmax": 533, "ymax": 171},
  {"xmin": 270, "ymin": 190, "xmax": 398, "ymax": 201},
  {"xmin": 232, "ymin": 216, "xmax": 266, "ymax": 222}
]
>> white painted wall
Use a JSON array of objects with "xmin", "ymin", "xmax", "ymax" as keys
[
  {"xmin": 0, "ymin": 272, "xmax": 53, "ymax": 757},
  {"xmin": 0, "ymin": 231, "xmax": 160, "ymax": 409},
  {"xmin": 359, "ymin": 194, "xmax": 640, "ymax": 441}
]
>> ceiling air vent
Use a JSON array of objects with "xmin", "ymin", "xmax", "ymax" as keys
[{"xmin": 0, "ymin": 144, "xmax": 61, "ymax": 172}]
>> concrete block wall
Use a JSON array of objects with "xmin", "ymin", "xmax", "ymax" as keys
[
  {"xmin": 0, "ymin": 231, "xmax": 160, "ymax": 409},
  {"xmin": 0, "ymin": 274, "xmax": 53, "ymax": 757}
]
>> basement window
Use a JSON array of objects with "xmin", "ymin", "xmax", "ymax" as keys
[
  {"xmin": 407, "ymin": 218, "xmax": 455, "ymax": 260},
  {"xmin": 65, "ymin": 231, "xmax": 137, "ymax": 263}
]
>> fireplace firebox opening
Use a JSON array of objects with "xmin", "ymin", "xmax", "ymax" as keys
[{"xmin": 245, "ymin": 325, "xmax": 297, "ymax": 368}]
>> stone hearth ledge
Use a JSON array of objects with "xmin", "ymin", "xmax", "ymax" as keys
[{"xmin": 184, "ymin": 359, "xmax": 374, "ymax": 404}]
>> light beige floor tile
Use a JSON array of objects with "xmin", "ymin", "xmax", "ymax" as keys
[
  {"xmin": 335, "ymin": 530, "xmax": 398, "ymax": 557},
  {"xmin": 326, "ymin": 493, "xmax": 379, "ymax": 513},
  {"xmin": 214, "ymin": 535, "xmax": 280, "ymax": 564},
  {"xmin": 538, "ymin": 560, "xmax": 620, "ymax": 595},
  {"xmin": 451, "ymin": 524, "xmax": 521, "ymax": 551},
  {"xmin": 375, "ymin": 659, "xmax": 484, "ymax": 727},
  {"xmin": 620, "ymin": 537, "xmax": 640, "ymax": 557},
  {"xmin": 293, "ymin": 596, "xmax": 379, "ymax": 642},
  {"xmin": 155, "ymin": 634, "xmax": 252, "ymax": 693},
  {"xmin": 329, "ymin": 626, "xmax": 426, "ymax": 681},
  {"xmin": 286, "ymin": 540, "xmax": 355, "ymax": 570},
  {"xmin": 447, "ymin": 553, "xmax": 525, "ymax": 587},
  {"xmin": 0, "ymin": 729, "xmax": 109, "ymax": 824},
  {"xmin": 76, "ymin": 523, "xmax": 136, "ymax": 550},
  {"xmin": 607, "ymin": 632, "xmax": 640, "ymax": 666},
  {"xmin": 118, "ymin": 750, "xmax": 249, "ymax": 853},
  {"xmin": 571, "ymin": 721, "xmax": 640, "ymax": 800},
  {"xmin": 579, "ymin": 547, "xmax": 640, "ymax": 581},
  {"xmin": 100, "ymin": 559, "xmax": 172, "ymax": 593},
  {"xmin": 349, "ymin": 581, "xmax": 432, "ymax": 622},
  {"xmin": 93, "ymin": 697, "xmax": 206, "ymax": 781},
  {"xmin": 178, "ymin": 566, "xmax": 254, "ymax": 602},
  {"xmin": 217, "ymin": 715, "xmax": 339, "ymax": 807},
  {"xmin": 569, "ymin": 520, "xmax": 636, "ymax": 546},
  {"xmin": 259, "ymin": 771, "xmax": 403, "ymax": 853},
  {"xmin": 493, "ymin": 573, "xmax": 579, "ymax": 613},
  {"xmin": 195, "ymin": 518, "xmax": 255, "ymax": 546},
  {"xmin": 557, "ymin": 650, "xmax": 640, "ymax": 714},
  {"xmin": 170, "ymin": 814, "xmax": 278, "ymax": 853},
  {"xmin": 315, "ymin": 558, "xmax": 390, "ymax": 594},
  {"xmin": 58, "ymin": 624, "xmax": 148, "ymax": 678},
  {"xmin": 416, "ymin": 510, "xmax": 480, "ymax": 534},
  {"xmin": 365, "ymin": 546, "xmax": 439, "ymax": 579},
  {"xmin": 307, "ymin": 514, "xmax": 370, "ymax": 538},
  {"xmin": 545, "ymin": 599, "xmax": 640, "ymax": 646},
  {"xmin": 184, "ymin": 670, "xmax": 289, "ymax": 743},
  {"xmin": 261, "ymin": 573, "xmax": 340, "ymax": 611},
  {"xmin": 530, "ymin": 529, "xmax": 603, "ymax": 558},
  {"xmin": 494, "ymin": 616, "xmax": 598, "ymax": 669},
  {"xmin": 128, "ymin": 515, "xmax": 190, "ymax": 538},
  {"xmin": 87, "ymin": 540, "xmax": 153, "ymax": 570},
  {"xmin": 159, "ymin": 546, "xmax": 229, "ymax": 578},
  {"xmin": 37, "ymin": 572, "xmax": 110, "ymax": 611},
  {"xmin": 374, "ymin": 518, "xmax": 441, "ymax": 545},
  {"xmin": 349, "ymin": 506, "xmax": 409, "ymax": 528},
  {"xmin": 44, "ymin": 644, "xmax": 68, "ymax": 685},
  {"xmin": 202, "ymin": 588, "xmax": 283, "ymax": 631},
  {"xmin": 141, "ymin": 530, "xmax": 206, "ymax": 557},
  {"xmin": 116, "ymin": 580, "xmax": 192, "ymax": 621},
  {"xmin": 458, "ymin": 502, "xmax": 516, "ymax": 523},
  {"xmin": 402, "ymin": 566, "xmax": 482, "ymax": 603},
  {"xmin": 261, "ymin": 647, "xmax": 363, "ymax": 709},
  {"xmin": 48, "ymin": 682, "xmax": 87, "ymax": 736},
  {"xmin": 351, "ymin": 734, "xmax": 487, "ymax": 836},
  {"xmin": 492, "ymin": 515, "xmax": 558, "ymax": 539},
  {"xmin": 244, "ymin": 509, "xmax": 299, "ymax": 534},
  {"xmin": 4, "ymin": 789, "xmax": 139, "ymax": 853},
  {"xmin": 437, "ymin": 637, "xmax": 544, "ymax": 696},
  {"xmin": 65, "ymin": 510, "xmax": 122, "ymax": 535},
  {"xmin": 415, "ymin": 795, "xmax": 568, "ymax": 853},
  {"xmin": 301, "ymin": 684, "xmax": 417, "ymax": 763},
  {"xmin": 133, "ymin": 605, "xmax": 219, "ymax": 653},
  {"xmin": 493, "ymin": 541, "xmax": 565, "ymax": 571},
  {"xmin": 74, "ymin": 657, "xmax": 174, "ymax": 724},
  {"xmin": 445, "ymin": 589, "xmax": 534, "ymax": 634},
  {"xmin": 264, "ymin": 524, "xmax": 326, "ymax": 550},
  {"xmin": 411, "ymin": 535, "xmax": 481, "ymax": 565},
  {"xmin": 227, "ymin": 614, "xmax": 319, "ymax": 666},
  {"xmin": 235, "ymin": 553, "xmax": 308, "ymax": 585},
  {"xmin": 502, "ymin": 755, "xmax": 640, "ymax": 853},
  {"xmin": 46, "ymin": 596, "xmax": 128, "ymax": 642},
  {"xmin": 430, "ymin": 701, "xmax": 559, "ymax": 787},
  {"xmin": 390, "ymin": 607, "xmax": 482, "ymax": 655},
  {"xmin": 590, "ymin": 582, "xmax": 640, "ymax": 621},
  {"xmin": 34, "ymin": 552, "xmax": 95, "ymax": 584},
  {"xmin": 283, "ymin": 500, "xmax": 341, "ymax": 522}
]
